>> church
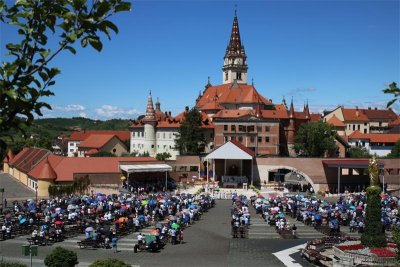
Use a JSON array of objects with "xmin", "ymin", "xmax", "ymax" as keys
[{"xmin": 129, "ymin": 13, "xmax": 319, "ymax": 159}]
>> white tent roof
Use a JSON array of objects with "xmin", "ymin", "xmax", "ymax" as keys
[
  {"xmin": 120, "ymin": 164, "xmax": 172, "ymax": 173},
  {"xmin": 205, "ymin": 141, "xmax": 254, "ymax": 160}
]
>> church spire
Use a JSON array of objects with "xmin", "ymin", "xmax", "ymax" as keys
[
  {"xmin": 289, "ymin": 98, "xmax": 295, "ymax": 119},
  {"xmin": 222, "ymin": 10, "xmax": 248, "ymax": 84},
  {"xmin": 143, "ymin": 91, "xmax": 156, "ymax": 122}
]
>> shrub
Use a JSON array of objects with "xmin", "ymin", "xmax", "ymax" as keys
[
  {"xmin": 89, "ymin": 259, "xmax": 131, "ymax": 267},
  {"xmin": 44, "ymin": 247, "xmax": 78, "ymax": 267},
  {"xmin": 0, "ymin": 261, "xmax": 27, "ymax": 267}
]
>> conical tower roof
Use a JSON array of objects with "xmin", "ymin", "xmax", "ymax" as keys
[
  {"xmin": 225, "ymin": 13, "xmax": 246, "ymax": 58},
  {"xmin": 143, "ymin": 91, "xmax": 156, "ymax": 122},
  {"xmin": 289, "ymin": 98, "xmax": 295, "ymax": 119}
]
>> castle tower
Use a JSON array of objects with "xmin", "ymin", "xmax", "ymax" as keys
[
  {"xmin": 155, "ymin": 97, "xmax": 161, "ymax": 112},
  {"xmin": 143, "ymin": 91, "xmax": 157, "ymax": 157},
  {"xmin": 287, "ymin": 98, "xmax": 296, "ymax": 156},
  {"xmin": 222, "ymin": 11, "xmax": 248, "ymax": 84}
]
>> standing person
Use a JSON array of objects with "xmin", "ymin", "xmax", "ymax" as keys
[
  {"xmin": 4, "ymin": 199, "xmax": 7, "ymax": 209},
  {"xmin": 292, "ymin": 224, "xmax": 297, "ymax": 238},
  {"xmin": 178, "ymin": 229, "xmax": 183, "ymax": 244},
  {"xmin": 1, "ymin": 224, "xmax": 6, "ymax": 240},
  {"xmin": 111, "ymin": 231, "xmax": 118, "ymax": 253}
]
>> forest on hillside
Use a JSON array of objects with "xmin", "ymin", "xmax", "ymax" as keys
[{"xmin": 1, "ymin": 117, "xmax": 132, "ymax": 157}]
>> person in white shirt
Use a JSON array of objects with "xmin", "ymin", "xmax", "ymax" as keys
[{"xmin": 137, "ymin": 233, "xmax": 144, "ymax": 245}]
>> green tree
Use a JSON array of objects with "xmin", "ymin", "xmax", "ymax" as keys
[
  {"xmin": 175, "ymin": 107, "xmax": 207, "ymax": 155},
  {"xmin": 44, "ymin": 247, "xmax": 78, "ymax": 267},
  {"xmin": 361, "ymin": 157, "xmax": 387, "ymax": 248},
  {"xmin": 386, "ymin": 140, "xmax": 400, "ymax": 158},
  {"xmin": 91, "ymin": 151, "xmax": 116, "ymax": 157},
  {"xmin": 89, "ymin": 258, "xmax": 131, "ymax": 267},
  {"xmin": 383, "ymin": 82, "xmax": 399, "ymax": 107},
  {"xmin": 392, "ymin": 225, "xmax": 400, "ymax": 264},
  {"xmin": 156, "ymin": 152, "xmax": 172, "ymax": 161},
  {"xmin": 0, "ymin": 0, "xmax": 131, "ymax": 157},
  {"xmin": 348, "ymin": 147, "xmax": 370, "ymax": 158},
  {"xmin": 294, "ymin": 121, "xmax": 337, "ymax": 157}
]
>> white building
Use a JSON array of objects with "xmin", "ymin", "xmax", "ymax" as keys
[{"xmin": 348, "ymin": 131, "xmax": 400, "ymax": 157}]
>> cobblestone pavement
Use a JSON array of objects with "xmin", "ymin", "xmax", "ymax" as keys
[{"xmin": 0, "ymin": 200, "xmax": 314, "ymax": 267}]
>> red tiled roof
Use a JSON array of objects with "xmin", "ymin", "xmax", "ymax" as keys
[
  {"xmin": 327, "ymin": 115, "xmax": 345, "ymax": 127},
  {"xmin": 69, "ymin": 131, "xmax": 130, "ymax": 141},
  {"xmin": 28, "ymin": 157, "xmax": 57, "ymax": 180},
  {"xmin": 78, "ymin": 134, "xmax": 118, "ymax": 149},
  {"xmin": 28, "ymin": 154, "xmax": 159, "ymax": 182},
  {"xmin": 9, "ymin": 148, "xmax": 50, "ymax": 173},
  {"xmin": 201, "ymin": 101, "xmax": 224, "ymax": 111},
  {"xmin": 310, "ymin": 113, "xmax": 322, "ymax": 122},
  {"xmin": 2, "ymin": 150, "xmax": 14, "ymax": 163},
  {"xmin": 341, "ymin": 108, "xmax": 369, "ymax": 122},
  {"xmin": 230, "ymin": 140, "xmax": 256, "ymax": 157},
  {"xmin": 389, "ymin": 116, "xmax": 400, "ymax": 126},
  {"xmin": 348, "ymin": 131, "xmax": 400, "ymax": 143},
  {"xmin": 363, "ymin": 108, "xmax": 398, "ymax": 120},
  {"xmin": 196, "ymin": 83, "xmax": 272, "ymax": 109}
]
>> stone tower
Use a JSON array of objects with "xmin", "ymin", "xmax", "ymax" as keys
[
  {"xmin": 222, "ymin": 11, "xmax": 248, "ymax": 84},
  {"xmin": 143, "ymin": 91, "xmax": 157, "ymax": 157}
]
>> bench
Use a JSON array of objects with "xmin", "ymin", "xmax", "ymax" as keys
[{"xmin": 77, "ymin": 239, "xmax": 102, "ymax": 249}]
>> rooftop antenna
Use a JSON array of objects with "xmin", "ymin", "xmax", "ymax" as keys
[{"xmin": 235, "ymin": 4, "xmax": 237, "ymax": 16}]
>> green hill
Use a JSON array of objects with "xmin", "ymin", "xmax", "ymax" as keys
[{"xmin": 1, "ymin": 117, "xmax": 132, "ymax": 157}]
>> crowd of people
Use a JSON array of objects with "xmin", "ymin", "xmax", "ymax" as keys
[
  {"xmin": 252, "ymin": 192, "xmax": 400, "ymax": 237},
  {"xmin": 0, "ymin": 190, "xmax": 215, "ymax": 250},
  {"xmin": 230, "ymin": 193, "xmax": 251, "ymax": 238}
]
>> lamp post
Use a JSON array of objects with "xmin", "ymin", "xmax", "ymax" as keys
[{"xmin": 35, "ymin": 184, "xmax": 38, "ymax": 204}]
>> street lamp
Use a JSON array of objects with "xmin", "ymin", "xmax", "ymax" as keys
[{"xmin": 35, "ymin": 184, "xmax": 38, "ymax": 203}]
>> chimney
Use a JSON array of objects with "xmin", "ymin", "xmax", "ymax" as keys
[
  {"xmin": 368, "ymin": 107, "xmax": 371, "ymax": 110},
  {"xmin": 374, "ymin": 107, "xmax": 377, "ymax": 110},
  {"xmin": 356, "ymin": 106, "xmax": 358, "ymax": 110},
  {"xmin": 185, "ymin": 106, "xmax": 189, "ymax": 112},
  {"xmin": 168, "ymin": 111, "xmax": 171, "ymax": 116}
]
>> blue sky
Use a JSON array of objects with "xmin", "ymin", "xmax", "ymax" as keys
[{"xmin": 1, "ymin": 0, "xmax": 399, "ymax": 119}]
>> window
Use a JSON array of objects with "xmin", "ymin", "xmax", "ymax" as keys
[
  {"xmin": 151, "ymin": 145, "xmax": 154, "ymax": 148},
  {"xmin": 190, "ymin": 166, "xmax": 199, "ymax": 172},
  {"xmin": 210, "ymin": 133, "xmax": 214, "ymax": 138},
  {"xmin": 157, "ymin": 133, "xmax": 160, "ymax": 138},
  {"xmin": 239, "ymin": 125, "xmax": 245, "ymax": 132},
  {"xmin": 257, "ymin": 126, "xmax": 262, "ymax": 132},
  {"xmin": 132, "ymin": 144, "xmax": 135, "ymax": 148},
  {"xmin": 357, "ymin": 125, "xmax": 360, "ymax": 130},
  {"xmin": 238, "ymin": 136, "xmax": 243, "ymax": 142},
  {"xmin": 265, "ymin": 126, "xmax": 270, "ymax": 132},
  {"xmin": 164, "ymin": 145, "xmax": 166, "ymax": 149},
  {"xmin": 236, "ymin": 72, "xmax": 242, "ymax": 80},
  {"xmin": 225, "ymin": 72, "xmax": 228, "ymax": 81},
  {"xmin": 364, "ymin": 129, "xmax": 367, "ymax": 134},
  {"xmin": 70, "ymin": 149, "xmax": 74, "ymax": 152},
  {"xmin": 224, "ymin": 136, "xmax": 228, "ymax": 143},
  {"xmin": 224, "ymin": 125, "xmax": 228, "ymax": 131},
  {"xmin": 231, "ymin": 125, "xmax": 236, "ymax": 131},
  {"xmin": 247, "ymin": 126, "xmax": 255, "ymax": 132},
  {"xmin": 265, "ymin": 136, "xmax": 270, "ymax": 142},
  {"xmin": 353, "ymin": 125, "xmax": 355, "ymax": 131},
  {"xmin": 250, "ymin": 136, "xmax": 255, "ymax": 143},
  {"xmin": 169, "ymin": 133, "xmax": 172, "ymax": 139},
  {"xmin": 364, "ymin": 122, "xmax": 367, "ymax": 126},
  {"xmin": 112, "ymin": 148, "xmax": 116, "ymax": 153},
  {"xmin": 258, "ymin": 136, "xmax": 262, "ymax": 143}
]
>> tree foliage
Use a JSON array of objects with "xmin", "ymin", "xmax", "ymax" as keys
[
  {"xmin": 386, "ymin": 140, "xmax": 400, "ymax": 158},
  {"xmin": 44, "ymin": 247, "xmax": 78, "ymax": 267},
  {"xmin": 294, "ymin": 121, "xmax": 337, "ymax": 157},
  {"xmin": 0, "ymin": 0, "xmax": 131, "ymax": 155},
  {"xmin": 89, "ymin": 258, "xmax": 131, "ymax": 267},
  {"xmin": 348, "ymin": 147, "xmax": 370, "ymax": 158},
  {"xmin": 156, "ymin": 152, "xmax": 172, "ymax": 161},
  {"xmin": 361, "ymin": 186, "xmax": 387, "ymax": 248},
  {"xmin": 91, "ymin": 151, "xmax": 116, "ymax": 157},
  {"xmin": 383, "ymin": 82, "xmax": 399, "ymax": 108},
  {"xmin": 48, "ymin": 175, "xmax": 90, "ymax": 197},
  {"xmin": 175, "ymin": 107, "xmax": 207, "ymax": 155},
  {"xmin": 392, "ymin": 225, "xmax": 400, "ymax": 263}
]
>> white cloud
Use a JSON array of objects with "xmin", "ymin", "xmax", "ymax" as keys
[
  {"xmin": 54, "ymin": 104, "xmax": 86, "ymax": 112},
  {"xmin": 95, "ymin": 105, "xmax": 140, "ymax": 119},
  {"xmin": 79, "ymin": 112, "xmax": 87, "ymax": 118},
  {"xmin": 287, "ymin": 87, "xmax": 317, "ymax": 96}
]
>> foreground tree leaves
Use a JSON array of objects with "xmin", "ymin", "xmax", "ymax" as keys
[{"xmin": 0, "ymin": 0, "xmax": 131, "ymax": 157}]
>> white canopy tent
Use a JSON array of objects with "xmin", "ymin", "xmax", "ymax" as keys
[
  {"xmin": 120, "ymin": 164, "xmax": 172, "ymax": 191},
  {"xmin": 204, "ymin": 141, "xmax": 254, "ymax": 186},
  {"xmin": 120, "ymin": 164, "xmax": 172, "ymax": 173}
]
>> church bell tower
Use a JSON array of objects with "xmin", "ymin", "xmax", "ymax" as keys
[{"xmin": 222, "ymin": 11, "xmax": 248, "ymax": 84}]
